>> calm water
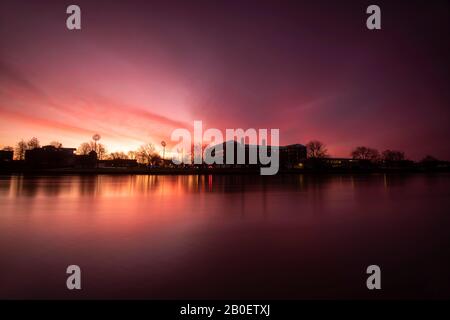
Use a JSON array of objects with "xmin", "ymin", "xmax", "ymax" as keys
[{"xmin": 0, "ymin": 174, "xmax": 449, "ymax": 299}]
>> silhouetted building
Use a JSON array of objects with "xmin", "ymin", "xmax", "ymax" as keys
[
  {"xmin": 98, "ymin": 159, "xmax": 138, "ymax": 168},
  {"xmin": 25, "ymin": 146, "xmax": 76, "ymax": 168},
  {"xmin": 297, "ymin": 158, "xmax": 375, "ymax": 170},
  {"xmin": 207, "ymin": 141, "xmax": 306, "ymax": 168},
  {"xmin": 279, "ymin": 144, "xmax": 307, "ymax": 168},
  {"xmin": 381, "ymin": 159, "xmax": 415, "ymax": 168},
  {"xmin": 0, "ymin": 150, "xmax": 14, "ymax": 162},
  {"xmin": 74, "ymin": 151, "xmax": 97, "ymax": 168},
  {"xmin": 24, "ymin": 146, "xmax": 136, "ymax": 169}
]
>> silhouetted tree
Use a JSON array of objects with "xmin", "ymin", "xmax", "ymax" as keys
[
  {"xmin": 136, "ymin": 143, "xmax": 159, "ymax": 165},
  {"xmin": 2, "ymin": 146, "xmax": 14, "ymax": 152},
  {"xmin": 351, "ymin": 146, "xmax": 380, "ymax": 161},
  {"xmin": 151, "ymin": 154, "xmax": 162, "ymax": 166},
  {"xmin": 77, "ymin": 141, "xmax": 107, "ymax": 159},
  {"xmin": 306, "ymin": 140, "xmax": 328, "ymax": 158},
  {"xmin": 127, "ymin": 151, "xmax": 136, "ymax": 160},
  {"xmin": 27, "ymin": 137, "xmax": 40, "ymax": 150},
  {"xmin": 421, "ymin": 155, "xmax": 438, "ymax": 163},
  {"xmin": 77, "ymin": 142, "xmax": 92, "ymax": 155},
  {"xmin": 382, "ymin": 150, "xmax": 405, "ymax": 162},
  {"xmin": 50, "ymin": 141, "xmax": 63, "ymax": 148},
  {"xmin": 15, "ymin": 140, "xmax": 28, "ymax": 160},
  {"xmin": 109, "ymin": 152, "xmax": 128, "ymax": 160},
  {"xmin": 420, "ymin": 155, "xmax": 440, "ymax": 168},
  {"xmin": 94, "ymin": 143, "xmax": 107, "ymax": 160}
]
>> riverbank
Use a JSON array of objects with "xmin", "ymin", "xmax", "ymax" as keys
[{"xmin": 1, "ymin": 166, "xmax": 449, "ymax": 175}]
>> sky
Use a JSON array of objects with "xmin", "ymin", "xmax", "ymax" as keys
[{"xmin": 0, "ymin": 0, "xmax": 449, "ymax": 159}]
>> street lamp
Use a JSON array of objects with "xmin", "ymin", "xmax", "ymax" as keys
[
  {"xmin": 92, "ymin": 134, "xmax": 101, "ymax": 167},
  {"xmin": 161, "ymin": 141, "xmax": 166, "ymax": 166},
  {"xmin": 92, "ymin": 133, "xmax": 101, "ymax": 154}
]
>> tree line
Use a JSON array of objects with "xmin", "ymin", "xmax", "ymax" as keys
[
  {"xmin": 0, "ymin": 137, "xmax": 162, "ymax": 165},
  {"xmin": 305, "ymin": 140, "xmax": 440, "ymax": 163},
  {"xmin": 0, "ymin": 137, "xmax": 442, "ymax": 164},
  {"xmin": 1, "ymin": 138, "xmax": 62, "ymax": 160}
]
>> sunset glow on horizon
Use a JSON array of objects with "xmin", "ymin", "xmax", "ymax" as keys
[{"xmin": 1, "ymin": 0, "xmax": 449, "ymax": 159}]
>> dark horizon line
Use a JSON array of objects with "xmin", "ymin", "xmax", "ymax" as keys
[{"xmin": 1, "ymin": 137, "xmax": 449, "ymax": 162}]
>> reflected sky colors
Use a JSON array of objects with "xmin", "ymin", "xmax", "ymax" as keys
[{"xmin": 1, "ymin": 174, "xmax": 449, "ymax": 299}]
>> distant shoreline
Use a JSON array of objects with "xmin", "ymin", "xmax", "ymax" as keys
[{"xmin": 1, "ymin": 167, "xmax": 449, "ymax": 176}]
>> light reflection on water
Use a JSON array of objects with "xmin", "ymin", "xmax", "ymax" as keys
[{"xmin": 0, "ymin": 174, "xmax": 449, "ymax": 299}]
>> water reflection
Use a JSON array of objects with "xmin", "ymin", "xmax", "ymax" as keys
[
  {"xmin": 1, "ymin": 173, "xmax": 447, "ymax": 222},
  {"xmin": 0, "ymin": 173, "xmax": 427, "ymax": 199},
  {"xmin": 0, "ymin": 173, "xmax": 449, "ymax": 299}
]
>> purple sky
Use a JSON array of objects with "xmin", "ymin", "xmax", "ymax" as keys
[{"xmin": 0, "ymin": 0, "xmax": 449, "ymax": 159}]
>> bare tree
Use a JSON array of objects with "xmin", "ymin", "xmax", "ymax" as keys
[
  {"xmin": 306, "ymin": 140, "xmax": 328, "ymax": 158},
  {"xmin": 15, "ymin": 140, "xmax": 28, "ymax": 160},
  {"xmin": 420, "ymin": 155, "xmax": 440, "ymax": 168},
  {"xmin": 382, "ymin": 150, "xmax": 405, "ymax": 162},
  {"xmin": 27, "ymin": 137, "xmax": 40, "ymax": 150},
  {"xmin": 77, "ymin": 142, "xmax": 92, "ymax": 155},
  {"xmin": 95, "ymin": 143, "xmax": 107, "ymax": 160},
  {"xmin": 151, "ymin": 153, "xmax": 162, "ymax": 166},
  {"xmin": 2, "ymin": 146, "xmax": 14, "ymax": 152},
  {"xmin": 136, "ymin": 143, "xmax": 159, "ymax": 165},
  {"xmin": 351, "ymin": 146, "xmax": 380, "ymax": 161},
  {"xmin": 421, "ymin": 155, "xmax": 438, "ymax": 163},
  {"xmin": 77, "ymin": 141, "xmax": 107, "ymax": 159},
  {"xmin": 109, "ymin": 152, "xmax": 128, "ymax": 160},
  {"xmin": 127, "ymin": 151, "xmax": 136, "ymax": 160},
  {"xmin": 50, "ymin": 141, "xmax": 63, "ymax": 148}
]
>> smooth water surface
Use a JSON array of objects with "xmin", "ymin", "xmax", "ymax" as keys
[{"xmin": 0, "ymin": 174, "xmax": 449, "ymax": 299}]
